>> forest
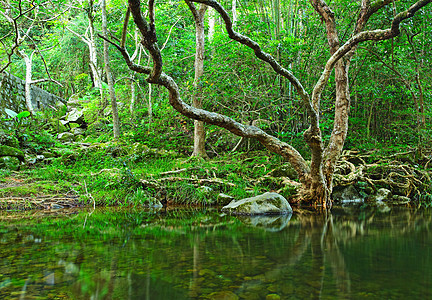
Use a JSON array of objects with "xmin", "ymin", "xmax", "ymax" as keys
[{"xmin": 1, "ymin": 0, "xmax": 432, "ymax": 211}]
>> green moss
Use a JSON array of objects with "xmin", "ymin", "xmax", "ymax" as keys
[{"xmin": 0, "ymin": 145, "xmax": 24, "ymax": 161}]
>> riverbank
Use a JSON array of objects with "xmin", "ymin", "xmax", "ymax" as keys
[{"xmin": 1, "ymin": 142, "xmax": 431, "ymax": 211}]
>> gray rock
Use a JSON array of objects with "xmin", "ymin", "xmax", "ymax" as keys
[
  {"xmin": 0, "ymin": 145, "xmax": 25, "ymax": 161},
  {"xmin": 217, "ymin": 193, "xmax": 234, "ymax": 206},
  {"xmin": 149, "ymin": 198, "xmax": 163, "ymax": 208},
  {"xmin": 52, "ymin": 148, "xmax": 75, "ymax": 157},
  {"xmin": 332, "ymin": 185, "xmax": 363, "ymax": 204},
  {"xmin": 60, "ymin": 107, "xmax": 85, "ymax": 126},
  {"xmin": 71, "ymin": 127, "xmax": 86, "ymax": 136},
  {"xmin": 57, "ymin": 132, "xmax": 75, "ymax": 142},
  {"xmin": 130, "ymin": 142, "xmax": 150, "ymax": 155},
  {"xmin": 222, "ymin": 192, "xmax": 292, "ymax": 215},
  {"xmin": 390, "ymin": 195, "xmax": 410, "ymax": 205},
  {"xmin": 41, "ymin": 151, "xmax": 55, "ymax": 158},
  {"xmin": 367, "ymin": 188, "xmax": 392, "ymax": 203},
  {"xmin": 0, "ymin": 156, "xmax": 20, "ymax": 170},
  {"xmin": 199, "ymin": 186, "xmax": 213, "ymax": 194}
]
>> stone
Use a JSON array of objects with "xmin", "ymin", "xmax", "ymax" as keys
[
  {"xmin": 41, "ymin": 151, "xmax": 55, "ymax": 158},
  {"xmin": 222, "ymin": 192, "xmax": 292, "ymax": 215},
  {"xmin": 71, "ymin": 127, "xmax": 86, "ymax": 136},
  {"xmin": 206, "ymin": 291, "xmax": 239, "ymax": 300},
  {"xmin": 389, "ymin": 195, "xmax": 410, "ymax": 205},
  {"xmin": 0, "ymin": 145, "xmax": 25, "ymax": 161},
  {"xmin": 366, "ymin": 188, "xmax": 392, "ymax": 203},
  {"xmin": 130, "ymin": 142, "xmax": 150, "ymax": 155},
  {"xmin": 52, "ymin": 148, "xmax": 75, "ymax": 157},
  {"xmin": 149, "ymin": 198, "xmax": 163, "ymax": 208},
  {"xmin": 57, "ymin": 132, "xmax": 75, "ymax": 142},
  {"xmin": 0, "ymin": 156, "xmax": 20, "ymax": 170},
  {"xmin": 332, "ymin": 185, "xmax": 363, "ymax": 204},
  {"xmin": 266, "ymin": 294, "xmax": 281, "ymax": 300},
  {"xmin": 67, "ymin": 94, "xmax": 83, "ymax": 108},
  {"xmin": 217, "ymin": 193, "xmax": 235, "ymax": 206},
  {"xmin": 199, "ymin": 186, "xmax": 213, "ymax": 194}
]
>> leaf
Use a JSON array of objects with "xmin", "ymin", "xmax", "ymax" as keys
[
  {"xmin": 16, "ymin": 111, "xmax": 31, "ymax": 120},
  {"xmin": 5, "ymin": 108, "xmax": 17, "ymax": 118}
]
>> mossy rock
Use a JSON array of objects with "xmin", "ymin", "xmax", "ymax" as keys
[
  {"xmin": 0, "ymin": 145, "xmax": 25, "ymax": 162},
  {"xmin": 57, "ymin": 132, "xmax": 76, "ymax": 142},
  {"xmin": 41, "ymin": 151, "xmax": 56, "ymax": 158},
  {"xmin": 130, "ymin": 142, "xmax": 150, "ymax": 155},
  {"xmin": 0, "ymin": 156, "xmax": 20, "ymax": 170},
  {"xmin": 52, "ymin": 148, "xmax": 75, "ymax": 157}
]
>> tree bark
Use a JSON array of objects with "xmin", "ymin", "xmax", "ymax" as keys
[
  {"xmin": 186, "ymin": 1, "xmax": 209, "ymax": 158},
  {"xmin": 18, "ymin": 50, "xmax": 35, "ymax": 115},
  {"xmin": 101, "ymin": 0, "xmax": 120, "ymax": 139}
]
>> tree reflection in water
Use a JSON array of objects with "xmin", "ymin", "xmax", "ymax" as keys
[{"xmin": 0, "ymin": 208, "xmax": 431, "ymax": 299}]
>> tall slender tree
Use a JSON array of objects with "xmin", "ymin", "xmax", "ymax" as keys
[
  {"xmin": 101, "ymin": 0, "xmax": 120, "ymax": 138},
  {"xmin": 186, "ymin": 1, "xmax": 209, "ymax": 158}
]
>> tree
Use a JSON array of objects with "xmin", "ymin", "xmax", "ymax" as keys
[
  {"xmin": 186, "ymin": 0, "xmax": 209, "ymax": 158},
  {"xmin": 66, "ymin": 0, "xmax": 103, "ymax": 96},
  {"xmin": 101, "ymin": 0, "xmax": 120, "ymax": 138},
  {"xmin": 1, "ymin": 0, "xmax": 64, "ymax": 114},
  {"xmin": 108, "ymin": 0, "xmax": 431, "ymax": 208}
]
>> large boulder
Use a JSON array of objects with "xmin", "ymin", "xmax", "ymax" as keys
[
  {"xmin": 222, "ymin": 192, "xmax": 292, "ymax": 215},
  {"xmin": 0, "ymin": 145, "xmax": 25, "ymax": 162}
]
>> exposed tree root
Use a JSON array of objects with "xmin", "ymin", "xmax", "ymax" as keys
[
  {"xmin": 0, "ymin": 194, "xmax": 82, "ymax": 210},
  {"xmin": 333, "ymin": 148, "xmax": 432, "ymax": 198}
]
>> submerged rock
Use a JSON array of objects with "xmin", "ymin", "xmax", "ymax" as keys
[
  {"xmin": 222, "ymin": 192, "xmax": 292, "ymax": 215},
  {"xmin": 206, "ymin": 291, "xmax": 238, "ymax": 300}
]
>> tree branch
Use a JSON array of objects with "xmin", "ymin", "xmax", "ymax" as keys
[{"xmin": 101, "ymin": 29, "xmax": 311, "ymax": 184}]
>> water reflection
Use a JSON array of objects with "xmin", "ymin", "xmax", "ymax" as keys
[{"xmin": 0, "ymin": 208, "xmax": 431, "ymax": 299}]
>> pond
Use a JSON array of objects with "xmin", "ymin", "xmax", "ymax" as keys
[{"xmin": 0, "ymin": 207, "xmax": 431, "ymax": 299}]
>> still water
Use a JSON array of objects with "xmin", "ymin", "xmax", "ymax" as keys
[{"xmin": 0, "ymin": 207, "xmax": 431, "ymax": 299}]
